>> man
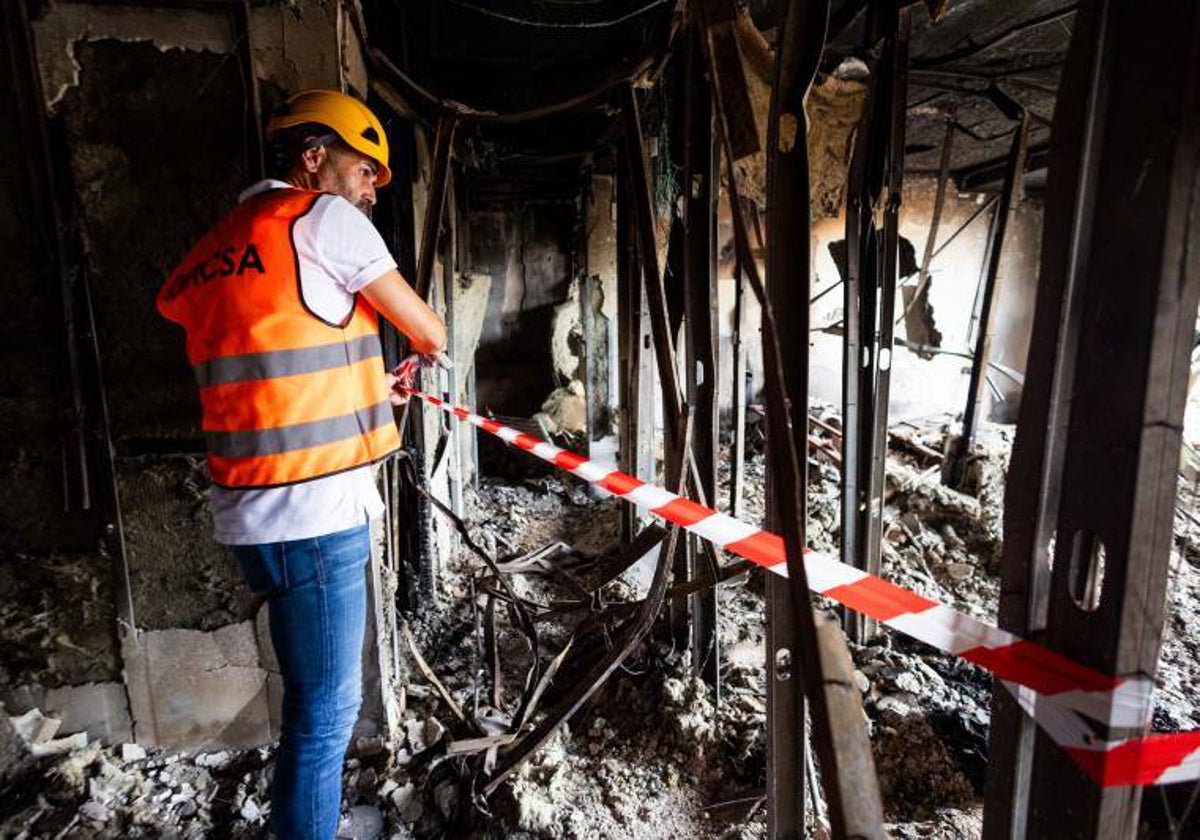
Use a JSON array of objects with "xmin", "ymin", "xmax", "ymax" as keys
[{"xmin": 158, "ymin": 89, "xmax": 445, "ymax": 839}]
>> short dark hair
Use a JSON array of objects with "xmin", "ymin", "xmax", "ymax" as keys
[{"xmin": 268, "ymin": 122, "xmax": 348, "ymax": 179}]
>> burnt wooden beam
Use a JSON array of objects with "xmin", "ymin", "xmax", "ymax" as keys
[
  {"xmin": 766, "ymin": 0, "xmax": 883, "ymax": 830},
  {"xmin": 703, "ymin": 0, "xmax": 885, "ymax": 833},
  {"xmin": 767, "ymin": 0, "xmax": 885, "ymax": 830},
  {"xmin": 983, "ymin": 1, "xmax": 1200, "ymax": 836}
]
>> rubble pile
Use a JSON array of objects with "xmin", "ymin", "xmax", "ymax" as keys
[{"xmin": 4, "ymin": 416, "xmax": 1200, "ymax": 838}]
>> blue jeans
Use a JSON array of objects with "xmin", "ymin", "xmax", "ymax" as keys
[{"xmin": 234, "ymin": 524, "xmax": 369, "ymax": 840}]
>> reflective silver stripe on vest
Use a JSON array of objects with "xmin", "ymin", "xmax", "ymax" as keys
[
  {"xmin": 194, "ymin": 335, "xmax": 382, "ymax": 388},
  {"xmin": 206, "ymin": 400, "xmax": 394, "ymax": 459}
]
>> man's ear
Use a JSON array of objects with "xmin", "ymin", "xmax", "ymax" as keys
[{"xmin": 299, "ymin": 144, "xmax": 327, "ymax": 175}]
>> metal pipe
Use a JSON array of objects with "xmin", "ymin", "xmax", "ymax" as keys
[
  {"xmin": 897, "ymin": 113, "xmax": 954, "ymax": 325},
  {"xmin": 948, "ymin": 112, "xmax": 1030, "ymax": 488}
]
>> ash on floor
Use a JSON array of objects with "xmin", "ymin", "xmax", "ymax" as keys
[{"xmin": 4, "ymin": 419, "xmax": 1200, "ymax": 838}]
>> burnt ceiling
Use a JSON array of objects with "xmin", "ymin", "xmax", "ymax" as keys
[{"xmin": 363, "ymin": 0, "xmax": 1075, "ymax": 192}]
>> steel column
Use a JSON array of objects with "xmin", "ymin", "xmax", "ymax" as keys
[
  {"xmin": 982, "ymin": 1, "xmax": 1200, "ymax": 837},
  {"xmin": 681, "ymin": 19, "xmax": 721, "ymax": 690},
  {"xmin": 616, "ymin": 145, "xmax": 654, "ymax": 543},
  {"xmin": 730, "ymin": 262, "xmax": 749, "ymax": 520},
  {"xmin": 842, "ymin": 0, "xmax": 905, "ymax": 643},
  {"xmin": 759, "ymin": 0, "xmax": 884, "ymax": 834},
  {"xmin": 860, "ymin": 7, "xmax": 910, "ymax": 642}
]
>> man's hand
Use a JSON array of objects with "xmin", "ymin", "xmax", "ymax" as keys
[
  {"xmin": 386, "ymin": 372, "xmax": 409, "ymax": 406},
  {"xmin": 393, "ymin": 351, "xmax": 453, "ymax": 393}
]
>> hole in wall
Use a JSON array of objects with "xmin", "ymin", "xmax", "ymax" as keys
[
  {"xmin": 1068, "ymin": 530, "xmax": 1107, "ymax": 612},
  {"xmin": 774, "ymin": 647, "xmax": 793, "ymax": 681}
]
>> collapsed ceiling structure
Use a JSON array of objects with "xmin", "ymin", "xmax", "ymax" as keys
[{"xmin": 1, "ymin": 0, "xmax": 1199, "ymax": 837}]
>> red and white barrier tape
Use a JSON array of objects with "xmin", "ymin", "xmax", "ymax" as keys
[{"xmin": 404, "ymin": 387, "xmax": 1200, "ymax": 787}]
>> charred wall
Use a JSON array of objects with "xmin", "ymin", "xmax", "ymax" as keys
[
  {"xmin": 0, "ymin": 21, "xmax": 76, "ymax": 554},
  {"xmin": 467, "ymin": 178, "xmax": 579, "ymax": 419},
  {"xmin": 61, "ymin": 38, "xmax": 248, "ymax": 439},
  {"xmin": 1, "ymin": 0, "xmax": 395, "ymax": 750}
]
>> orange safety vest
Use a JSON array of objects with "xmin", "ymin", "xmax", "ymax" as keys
[{"xmin": 157, "ymin": 188, "xmax": 400, "ymax": 488}]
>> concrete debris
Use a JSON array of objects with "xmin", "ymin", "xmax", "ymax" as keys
[
  {"xmin": 337, "ymin": 803, "xmax": 384, "ymax": 838},
  {"xmin": 122, "ymin": 620, "xmax": 273, "ymax": 750},
  {"xmin": 536, "ymin": 380, "xmax": 587, "ymax": 436},
  {"xmin": 10, "ymin": 708, "xmax": 61, "ymax": 745},
  {"xmin": 3, "ymin": 411, "xmax": 1199, "ymax": 839},
  {"xmin": 0, "ymin": 709, "xmax": 28, "ymax": 788}
]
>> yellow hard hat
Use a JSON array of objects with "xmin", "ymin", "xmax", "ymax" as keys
[{"xmin": 267, "ymin": 89, "xmax": 392, "ymax": 186}]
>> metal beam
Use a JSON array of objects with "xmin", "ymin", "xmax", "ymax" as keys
[
  {"xmin": 860, "ymin": 6, "xmax": 911, "ymax": 641},
  {"xmin": 838, "ymin": 1, "xmax": 877, "ymax": 630},
  {"xmin": 681, "ymin": 18, "xmax": 721, "ymax": 691},
  {"xmin": 415, "ymin": 116, "xmax": 457, "ymax": 302},
  {"xmin": 729, "ymin": 261, "xmax": 749, "ymax": 520},
  {"xmin": 707, "ymin": 0, "xmax": 884, "ymax": 833},
  {"xmin": 578, "ymin": 174, "xmax": 596, "ymax": 457},
  {"xmin": 231, "ymin": 0, "xmax": 264, "ymax": 181},
  {"xmin": 947, "ymin": 114, "xmax": 1029, "ymax": 489},
  {"xmin": 897, "ymin": 113, "xmax": 953, "ymax": 326},
  {"xmin": 842, "ymin": 0, "xmax": 902, "ymax": 643},
  {"xmin": 619, "ymin": 84, "xmax": 685, "ymax": 436},
  {"xmin": 983, "ymin": 1, "xmax": 1200, "ymax": 837},
  {"xmin": 615, "ymin": 143, "xmax": 654, "ymax": 544}
]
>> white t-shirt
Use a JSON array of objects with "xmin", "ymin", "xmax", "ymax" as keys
[{"xmin": 209, "ymin": 180, "xmax": 398, "ymax": 545}]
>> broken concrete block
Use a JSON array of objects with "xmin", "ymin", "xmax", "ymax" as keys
[
  {"xmin": 212, "ymin": 619, "xmax": 263, "ymax": 668},
  {"xmin": 537, "ymin": 381, "xmax": 586, "ymax": 435},
  {"xmin": 121, "ymin": 743, "xmax": 146, "ymax": 762},
  {"xmin": 10, "ymin": 708, "xmax": 60, "ymax": 744},
  {"xmin": 122, "ymin": 622, "xmax": 271, "ymax": 750},
  {"xmin": 29, "ymin": 731, "xmax": 88, "ymax": 757},
  {"xmin": 0, "ymin": 706, "xmax": 28, "ymax": 787},
  {"xmin": 43, "ymin": 682, "xmax": 132, "ymax": 745}
]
